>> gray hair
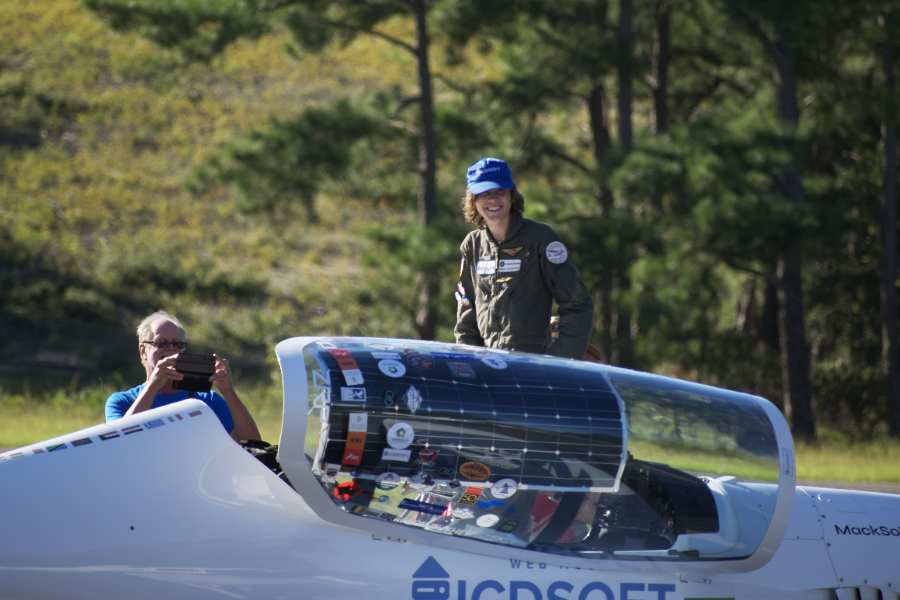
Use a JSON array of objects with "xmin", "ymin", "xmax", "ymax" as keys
[{"xmin": 137, "ymin": 310, "xmax": 186, "ymax": 342}]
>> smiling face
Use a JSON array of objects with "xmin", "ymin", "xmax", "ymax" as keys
[{"xmin": 474, "ymin": 188, "xmax": 512, "ymax": 238}]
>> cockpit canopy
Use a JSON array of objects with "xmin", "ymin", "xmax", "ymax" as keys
[{"xmin": 276, "ymin": 337, "xmax": 793, "ymax": 567}]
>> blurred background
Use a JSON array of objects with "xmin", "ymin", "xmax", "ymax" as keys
[{"xmin": 3, "ymin": 0, "xmax": 900, "ymax": 448}]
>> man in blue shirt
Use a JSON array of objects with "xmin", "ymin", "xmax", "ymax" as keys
[{"xmin": 105, "ymin": 310, "xmax": 261, "ymax": 443}]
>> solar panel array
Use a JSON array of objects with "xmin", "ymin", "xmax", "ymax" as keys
[{"xmin": 309, "ymin": 339, "xmax": 625, "ymax": 491}]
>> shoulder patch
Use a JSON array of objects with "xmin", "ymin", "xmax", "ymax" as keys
[{"xmin": 545, "ymin": 241, "xmax": 568, "ymax": 264}]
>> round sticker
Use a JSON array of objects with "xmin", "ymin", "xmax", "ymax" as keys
[
  {"xmin": 459, "ymin": 461, "xmax": 491, "ymax": 481},
  {"xmin": 386, "ymin": 422, "xmax": 415, "ymax": 449},
  {"xmin": 480, "ymin": 356, "xmax": 508, "ymax": 370},
  {"xmin": 476, "ymin": 514, "xmax": 500, "ymax": 528},
  {"xmin": 376, "ymin": 472, "xmax": 402, "ymax": 490},
  {"xmin": 491, "ymin": 478, "xmax": 518, "ymax": 499},
  {"xmin": 545, "ymin": 241, "xmax": 568, "ymax": 264},
  {"xmin": 408, "ymin": 355, "xmax": 435, "ymax": 370},
  {"xmin": 378, "ymin": 359, "xmax": 407, "ymax": 378},
  {"xmin": 334, "ymin": 481, "xmax": 361, "ymax": 501}
]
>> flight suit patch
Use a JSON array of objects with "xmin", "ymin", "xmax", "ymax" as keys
[
  {"xmin": 498, "ymin": 259, "xmax": 521, "ymax": 273},
  {"xmin": 502, "ymin": 246, "xmax": 524, "ymax": 256},
  {"xmin": 476, "ymin": 259, "xmax": 496, "ymax": 275}
]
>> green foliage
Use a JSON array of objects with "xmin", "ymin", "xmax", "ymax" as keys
[
  {"xmin": 86, "ymin": 0, "xmax": 270, "ymax": 63},
  {"xmin": 4, "ymin": 0, "xmax": 900, "ymax": 443},
  {"xmin": 187, "ymin": 99, "xmax": 393, "ymax": 225}
]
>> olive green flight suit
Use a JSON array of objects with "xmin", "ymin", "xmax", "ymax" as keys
[{"xmin": 455, "ymin": 211, "xmax": 594, "ymax": 359}]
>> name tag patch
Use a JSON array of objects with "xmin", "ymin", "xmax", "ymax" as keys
[
  {"xmin": 498, "ymin": 259, "xmax": 521, "ymax": 273},
  {"xmin": 476, "ymin": 259, "xmax": 496, "ymax": 275}
]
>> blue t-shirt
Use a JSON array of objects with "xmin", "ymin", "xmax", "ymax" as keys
[{"xmin": 105, "ymin": 384, "xmax": 235, "ymax": 433}]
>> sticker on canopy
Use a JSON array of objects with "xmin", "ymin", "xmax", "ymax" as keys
[
  {"xmin": 498, "ymin": 259, "xmax": 521, "ymax": 273},
  {"xmin": 386, "ymin": 422, "xmax": 414, "ymax": 449},
  {"xmin": 372, "ymin": 352, "xmax": 401, "ymax": 360},
  {"xmin": 330, "ymin": 349, "xmax": 364, "ymax": 385},
  {"xmin": 433, "ymin": 352, "xmax": 477, "ymax": 361},
  {"xmin": 341, "ymin": 447, "xmax": 363, "ymax": 465},
  {"xmin": 448, "ymin": 362, "xmax": 476, "ymax": 378},
  {"xmin": 408, "ymin": 355, "xmax": 434, "ymax": 370},
  {"xmin": 476, "ymin": 259, "xmax": 496, "ymax": 276},
  {"xmin": 403, "ymin": 386, "xmax": 423, "ymax": 414},
  {"xmin": 348, "ymin": 412, "xmax": 368, "ymax": 432},
  {"xmin": 382, "ymin": 390, "xmax": 396, "ymax": 406},
  {"xmin": 318, "ymin": 341, "xmax": 337, "ymax": 349},
  {"xmin": 369, "ymin": 343, "xmax": 398, "ymax": 351},
  {"xmin": 419, "ymin": 448, "xmax": 438, "ymax": 464},
  {"xmin": 334, "ymin": 481, "xmax": 361, "ymax": 501},
  {"xmin": 378, "ymin": 359, "xmax": 406, "ymax": 378},
  {"xmin": 458, "ymin": 487, "xmax": 483, "ymax": 505},
  {"xmin": 398, "ymin": 498, "xmax": 446, "ymax": 516},
  {"xmin": 545, "ymin": 241, "xmax": 568, "ymax": 264},
  {"xmin": 453, "ymin": 507, "xmax": 475, "ymax": 519},
  {"xmin": 341, "ymin": 388, "xmax": 366, "ymax": 402},
  {"xmin": 376, "ymin": 472, "xmax": 403, "ymax": 490},
  {"xmin": 491, "ymin": 478, "xmax": 518, "ymax": 499},
  {"xmin": 382, "ymin": 448, "xmax": 412, "ymax": 462},
  {"xmin": 476, "ymin": 514, "xmax": 500, "ymax": 528},
  {"xmin": 480, "ymin": 356, "xmax": 508, "ymax": 370},
  {"xmin": 343, "ymin": 370, "xmax": 364, "ymax": 385},
  {"xmin": 342, "ymin": 419, "xmax": 366, "ymax": 465},
  {"xmin": 459, "ymin": 461, "xmax": 491, "ymax": 481},
  {"xmin": 323, "ymin": 463, "xmax": 340, "ymax": 482},
  {"xmin": 498, "ymin": 519, "xmax": 519, "ymax": 533},
  {"xmin": 408, "ymin": 470, "xmax": 434, "ymax": 490}
]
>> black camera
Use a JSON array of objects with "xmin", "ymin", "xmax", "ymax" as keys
[{"xmin": 173, "ymin": 353, "xmax": 216, "ymax": 393}]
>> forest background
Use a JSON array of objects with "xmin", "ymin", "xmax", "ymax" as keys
[{"xmin": 2, "ymin": 0, "xmax": 900, "ymax": 479}]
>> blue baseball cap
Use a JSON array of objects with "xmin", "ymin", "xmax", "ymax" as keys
[{"xmin": 466, "ymin": 157, "xmax": 515, "ymax": 195}]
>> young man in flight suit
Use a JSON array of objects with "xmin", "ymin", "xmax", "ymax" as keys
[{"xmin": 455, "ymin": 157, "xmax": 594, "ymax": 359}]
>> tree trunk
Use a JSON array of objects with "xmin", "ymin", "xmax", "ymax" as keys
[
  {"xmin": 772, "ymin": 37, "xmax": 815, "ymax": 440},
  {"xmin": 652, "ymin": 0, "xmax": 671, "ymax": 134},
  {"xmin": 412, "ymin": 0, "xmax": 439, "ymax": 340},
  {"xmin": 588, "ymin": 83, "xmax": 614, "ymax": 362},
  {"xmin": 615, "ymin": 0, "xmax": 635, "ymax": 368},
  {"xmin": 880, "ymin": 44, "xmax": 900, "ymax": 437}
]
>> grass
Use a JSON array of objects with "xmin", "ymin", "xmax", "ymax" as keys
[
  {"xmin": 3, "ymin": 387, "xmax": 900, "ymax": 486},
  {"xmin": 0, "ymin": 380, "xmax": 284, "ymax": 449},
  {"xmin": 793, "ymin": 439, "xmax": 900, "ymax": 483}
]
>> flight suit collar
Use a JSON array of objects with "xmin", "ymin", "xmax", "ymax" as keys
[{"xmin": 484, "ymin": 210, "xmax": 524, "ymax": 247}]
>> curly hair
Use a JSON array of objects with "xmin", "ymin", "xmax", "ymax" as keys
[{"xmin": 460, "ymin": 187, "xmax": 525, "ymax": 229}]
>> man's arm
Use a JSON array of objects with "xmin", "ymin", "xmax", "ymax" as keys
[
  {"xmin": 122, "ymin": 355, "xmax": 182, "ymax": 418},
  {"xmin": 211, "ymin": 354, "xmax": 262, "ymax": 442}
]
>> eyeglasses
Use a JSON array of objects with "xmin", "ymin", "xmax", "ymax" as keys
[{"xmin": 141, "ymin": 340, "xmax": 188, "ymax": 350}]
